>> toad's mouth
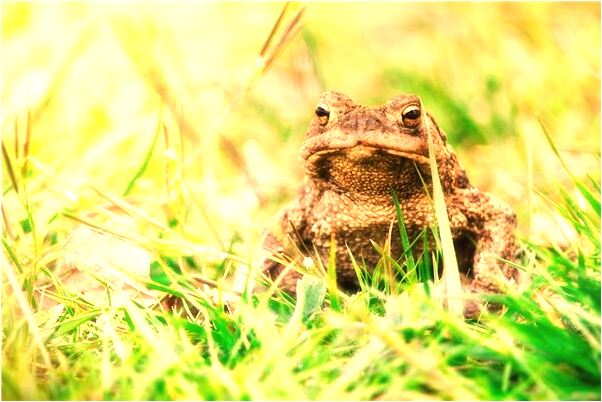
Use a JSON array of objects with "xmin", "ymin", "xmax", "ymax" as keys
[
  {"xmin": 305, "ymin": 145, "xmax": 430, "ymax": 166},
  {"xmin": 301, "ymin": 131, "xmax": 430, "ymax": 166}
]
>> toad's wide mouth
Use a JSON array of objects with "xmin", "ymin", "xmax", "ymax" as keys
[
  {"xmin": 305, "ymin": 146, "xmax": 430, "ymax": 167},
  {"xmin": 301, "ymin": 130, "xmax": 430, "ymax": 165}
]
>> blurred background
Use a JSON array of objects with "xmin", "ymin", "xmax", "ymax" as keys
[{"xmin": 2, "ymin": 2, "xmax": 600, "ymax": 263}]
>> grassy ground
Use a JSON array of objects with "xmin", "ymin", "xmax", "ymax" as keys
[{"xmin": 2, "ymin": 2, "xmax": 600, "ymax": 400}]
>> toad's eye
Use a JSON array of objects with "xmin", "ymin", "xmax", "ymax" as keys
[
  {"xmin": 315, "ymin": 105, "xmax": 330, "ymax": 125},
  {"xmin": 401, "ymin": 105, "xmax": 421, "ymax": 127}
]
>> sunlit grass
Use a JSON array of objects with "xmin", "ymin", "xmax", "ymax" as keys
[{"xmin": 2, "ymin": 2, "xmax": 600, "ymax": 400}]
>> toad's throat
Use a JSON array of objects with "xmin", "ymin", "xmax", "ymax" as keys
[{"xmin": 305, "ymin": 145, "xmax": 427, "ymax": 195}]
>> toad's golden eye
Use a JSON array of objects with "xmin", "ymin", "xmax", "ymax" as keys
[
  {"xmin": 401, "ymin": 104, "xmax": 421, "ymax": 127},
  {"xmin": 315, "ymin": 105, "xmax": 330, "ymax": 125}
]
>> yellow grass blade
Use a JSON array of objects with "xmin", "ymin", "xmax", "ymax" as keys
[{"xmin": 426, "ymin": 121, "xmax": 464, "ymax": 317}]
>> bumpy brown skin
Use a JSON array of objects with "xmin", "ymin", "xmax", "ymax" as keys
[{"xmin": 262, "ymin": 91, "xmax": 517, "ymax": 316}]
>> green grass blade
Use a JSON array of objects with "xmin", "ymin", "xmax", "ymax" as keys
[
  {"xmin": 123, "ymin": 117, "xmax": 162, "ymax": 196},
  {"xmin": 391, "ymin": 188, "xmax": 417, "ymax": 278},
  {"xmin": 326, "ymin": 236, "xmax": 341, "ymax": 311}
]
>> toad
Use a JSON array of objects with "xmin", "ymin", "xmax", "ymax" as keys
[{"xmin": 262, "ymin": 91, "xmax": 517, "ymax": 315}]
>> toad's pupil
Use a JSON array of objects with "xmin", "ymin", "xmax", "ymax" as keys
[
  {"xmin": 404, "ymin": 109, "xmax": 420, "ymax": 119},
  {"xmin": 315, "ymin": 106, "xmax": 330, "ymax": 117}
]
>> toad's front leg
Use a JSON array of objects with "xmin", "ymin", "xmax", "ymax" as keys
[
  {"xmin": 261, "ymin": 182, "xmax": 322, "ymax": 294},
  {"xmin": 261, "ymin": 205, "xmax": 310, "ymax": 294},
  {"xmin": 455, "ymin": 188, "xmax": 518, "ymax": 315}
]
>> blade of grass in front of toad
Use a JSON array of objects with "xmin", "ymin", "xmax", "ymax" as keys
[
  {"xmin": 426, "ymin": 121, "xmax": 463, "ymax": 316},
  {"xmin": 391, "ymin": 188, "xmax": 417, "ymax": 282},
  {"xmin": 419, "ymin": 229, "xmax": 433, "ymax": 295},
  {"xmin": 347, "ymin": 244, "xmax": 369, "ymax": 292},
  {"xmin": 326, "ymin": 236, "xmax": 341, "ymax": 311}
]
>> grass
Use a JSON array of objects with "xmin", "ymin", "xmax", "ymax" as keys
[
  {"xmin": 2, "ymin": 2, "xmax": 601, "ymax": 401},
  {"xmin": 3, "ymin": 176, "xmax": 600, "ymax": 400}
]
